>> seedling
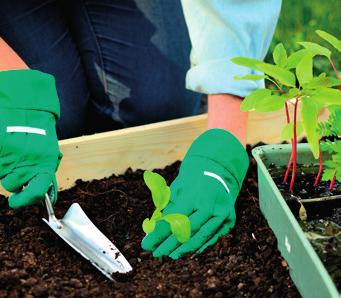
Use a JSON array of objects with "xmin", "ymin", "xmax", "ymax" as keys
[
  {"xmin": 232, "ymin": 30, "xmax": 341, "ymax": 192},
  {"xmin": 321, "ymin": 139, "xmax": 341, "ymax": 189},
  {"xmin": 142, "ymin": 171, "xmax": 191, "ymax": 243},
  {"xmin": 316, "ymin": 107, "xmax": 341, "ymax": 189}
]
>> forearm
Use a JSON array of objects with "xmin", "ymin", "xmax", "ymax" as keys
[
  {"xmin": 208, "ymin": 94, "xmax": 248, "ymax": 147},
  {"xmin": 0, "ymin": 38, "xmax": 28, "ymax": 71}
]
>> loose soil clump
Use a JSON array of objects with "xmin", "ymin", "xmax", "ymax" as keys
[{"xmin": 0, "ymin": 151, "xmax": 300, "ymax": 297}]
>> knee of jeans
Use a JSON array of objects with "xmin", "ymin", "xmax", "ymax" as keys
[
  {"xmin": 56, "ymin": 114, "xmax": 86, "ymax": 140},
  {"xmin": 118, "ymin": 89, "xmax": 202, "ymax": 127}
]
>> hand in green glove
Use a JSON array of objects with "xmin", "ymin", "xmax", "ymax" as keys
[
  {"xmin": 141, "ymin": 129, "xmax": 249, "ymax": 259},
  {"xmin": 0, "ymin": 70, "xmax": 62, "ymax": 209}
]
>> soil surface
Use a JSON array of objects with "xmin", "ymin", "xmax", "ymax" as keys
[
  {"xmin": 270, "ymin": 165, "xmax": 341, "ymax": 202},
  {"xmin": 270, "ymin": 165, "xmax": 341, "ymax": 291},
  {"xmin": 0, "ymin": 149, "xmax": 300, "ymax": 297}
]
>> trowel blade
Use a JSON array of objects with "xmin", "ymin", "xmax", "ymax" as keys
[{"xmin": 43, "ymin": 203, "xmax": 132, "ymax": 279}]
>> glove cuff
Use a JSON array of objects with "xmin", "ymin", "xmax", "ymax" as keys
[
  {"xmin": 183, "ymin": 129, "xmax": 249, "ymax": 190},
  {"xmin": 0, "ymin": 69, "xmax": 60, "ymax": 119}
]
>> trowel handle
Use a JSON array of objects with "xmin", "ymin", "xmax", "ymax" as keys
[
  {"xmin": 44, "ymin": 188, "xmax": 62, "ymax": 229},
  {"xmin": 44, "ymin": 193, "xmax": 56, "ymax": 220}
]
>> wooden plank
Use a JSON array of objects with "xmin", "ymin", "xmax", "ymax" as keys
[
  {"xmin": 0, "ymin": 108, "xmax": 329, "ymax": 195},
  {"xmin": 56, "ymin": 114, "xmax": 207, "ymax": 191}
]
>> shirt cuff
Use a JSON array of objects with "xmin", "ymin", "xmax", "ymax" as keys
[{"xmin": 185, "ymin": 58, "xmax": 265, "ymax": 97}]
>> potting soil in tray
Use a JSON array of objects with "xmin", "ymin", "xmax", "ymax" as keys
[
  {"xmin": 269, "ymin": 165, "xmax": 341, "ymax": 291},
  {"xmin": 0, "ymin": 153, "xmax": 300, "ymax": 297}
]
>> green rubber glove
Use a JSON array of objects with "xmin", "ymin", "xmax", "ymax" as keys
[
  {"xmin": 141, "ymin": 129, "xmax": 249, "ymax": 259},
  {"xmin": 0, "ymin": 69, "xmax": 62, "ymax": 209}
]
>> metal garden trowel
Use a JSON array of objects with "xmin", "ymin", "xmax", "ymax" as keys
[{"xmin": 42, "ymin": 187, "xmax": 133, "ymax": 280}]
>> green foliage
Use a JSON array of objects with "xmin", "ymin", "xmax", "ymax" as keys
[
  {"xmin": 281, "ymin": 122, "xmax": 303, "ymax": 140},
  {"xmin": 142, "ymin": 171, "xmax": 191, "ymax": 243},
  {"xmin": 302, "ymin": 74, "xmax": 341, "ymax": 89},
  {"xmin": 309, "ymin": 87, "xmax": 341, "ymax": 105},
  {"xmin": 230, "ymin": 57, "xmax": 263, "ymax": 70},
  {"xmin": 298, "ymin": 42, "xmax": 331, "ymax": 59},
  {"xmin": 316, "ymin": 30, "xmax": 341, "ymax": 52},
  {"xmin": 232, "ymin": 29, "xmax": 341, "ymax": 159},
  {"xmin": 241, "ymin": 89, "xmax": 287, "ymax": 113},
  {"xmin": 143, "ymin": 171, "xmax": 170, "ymax": 210},
  {"xmin": 317, "ymin": 106, "xmax": 341, "ymax": 138},
  {"xmin": 273, "ymin": 43, "xmax": 288, "ymax": 67},
  {"xmin": 256, "ymin": 63, "xmax": 296, "ymax": 87},
  {"xmin": 286, "ymin": 49, "xmax": 310, "ymax": 69},
  {"xmin": 296, "ymin": 53, "xmax": 313, "ymax": 85},
  {"xmin": 234, "ymin": 74, "xmax": 266, "ymax": 81},
  {"xmin": 162, "ymin": 214, "xmax": 191, "ymax": 243},
  {"xmin": 321, "ymin": 140, "xmax": 341, "ymax": 182},
  {"xmin": 266, "ymin": 0, "xmax": 341, "ymax": 76},
  {"xmin": 319, "ymin": 108, "xmax": 341, "ymax": 183}
]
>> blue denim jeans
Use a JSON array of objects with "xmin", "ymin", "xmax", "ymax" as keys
[{"xmin": 0, "ymin": 0, "xmax": 201, "ymax": 139}]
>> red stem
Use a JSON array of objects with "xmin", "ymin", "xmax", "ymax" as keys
[
  {"xmin": 283, "ymin": 102, "xmax": 293, "ymax": 184},
  {"xmin": 329, "ymin": 172, "xmax": 336, "ymax": 190},
  {"xmin": 289, "ymin": 99, "xmax": 298, "ymax": 192},
  {"xmin": 313, "ymin": 145, "xmax": 323, "ymax": 187}
]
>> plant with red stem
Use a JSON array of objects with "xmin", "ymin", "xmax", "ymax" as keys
[{"xmin": 231, "ymin": 30, "xmax": 341, "ymax": 193}]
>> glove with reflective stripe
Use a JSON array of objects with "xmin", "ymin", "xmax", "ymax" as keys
[
  {"xmin": 141, "ymin": 129, "xmax": 249, "ymax": 259},
  {"xmin": 0, "ymin": 69, "xmax": 62, "ymax": 209}
]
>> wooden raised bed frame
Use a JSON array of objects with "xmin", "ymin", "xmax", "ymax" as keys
[{"xmin": 0, "ymin": 107, "xmax": 328, "ymax": 195}]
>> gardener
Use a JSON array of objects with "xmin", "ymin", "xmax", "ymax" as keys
[{"xmin": 0, "ymin": 0, "xmax": 281, "ymax": 259}]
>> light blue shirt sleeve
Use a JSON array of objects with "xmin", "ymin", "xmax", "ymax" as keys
[{"xmin": 180, "ymin": 0, "xmax": 282, "ymax": 97}]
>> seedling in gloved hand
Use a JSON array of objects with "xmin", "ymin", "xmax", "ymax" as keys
[{"xmin": 142, "ymin": 171, "xmax": 191, "ymax": 243}]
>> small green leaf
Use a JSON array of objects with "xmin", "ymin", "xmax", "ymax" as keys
[
  {"xmin": 256, "ymin": 63, "xmax": 296, "ymax": 87},
  {"xmin": 230, "ymin": 57, "xmax": 263, "ymax": 70},
  {"xmin": 142, "ymin": 218, "xmax": 156, "ymax": 234},
  {"xmin": 254, "ymin": 94, "xmax": 286, "ymax": 112},
  {"xmin": 234, "ymin": 74, "xmax": 266, "ymax": 81},
  {"xmin": 298, "ymin": 42, "xmax": 331, "ymax": 58},
  {"xmin": 151, "ymin": 209, "xmax": 162, "ymax": 221},
  {"xmin": 296, "ymin": 54, "xmax": 313, "ymax": 86},
  {"xmin": 286, "ymin": 49, "xmax": 311, "ymax": 69},
  {"xmin": 240, "ymin": 88, "xmax": 271, "ymax": 111},
  {"xmin": 310, "ymin": 88, "xmax": 341, "ymax": 105},
  {"xmin": 334, "ymin": 141, "xmax": 341, "ymax": 153},
  {"xmin": 301, "ymin": 98, "xmax": 321, "ymax": 159},
  {"xmin": 143, "ymin": 171, "xmax": 170, "ymax": 210},
  {"xmin": 273, "ymin": 43, "xmax": 287, "ymax": 67},
  {"xmin": 321, "ymin": 140, "xmax": 335, "ymax": 154},
  {"xmin": 322, "ymin": 169, "xmax": 336, "ymax": 182},
  {"xmin": 316, "ymin": 30, "xmax": 341, "ymax": 52},
  {"xmin": 288, "ymin": 88, "xmax": 300, "ymax": 98},
  {"xmin": 281, "ymin": 122, "xmax": 303, "ymax": 140},
  {"xmin": 302, "ymin": 76, "xmax": 341, "ymax": 89},
  {"xmin": 162, "ymin": 214, "xmax": 191, "ymax": 243}
]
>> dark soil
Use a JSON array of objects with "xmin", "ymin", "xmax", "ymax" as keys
[
  {"xmin": 270, "ymin": 165, "xmax": 341, "ymax": 219},
  {"xmin": 0, "ymin": 151, "xmax": 300, "ymax": 297},
  {"xmin": 270, "ymin": 164, "xmax": 341, "ymax": 201},
  {"xmin": 300, "ymin": 211, "xmax": 341, "ymax": 290},
  {"xmin": 269, "ymin": 165, "xmax": 341, "ymax": 291}
]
